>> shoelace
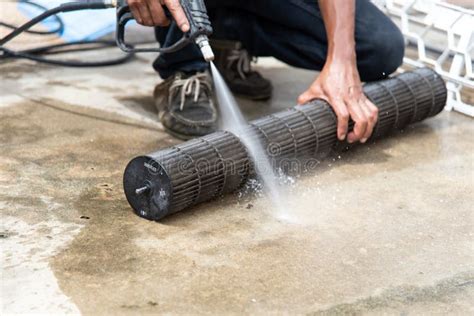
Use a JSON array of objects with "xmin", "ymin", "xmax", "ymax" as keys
[
  {"xmin": 169, "ymin": 72, "xmax": 211, "ymax": 111},
  {"xmin": 226, "ymin": 48, "xmax": 255, "ymax": 80}
]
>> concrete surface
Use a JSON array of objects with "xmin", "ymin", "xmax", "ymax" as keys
[{"xmin": 1, "ymin": 51, "xmax": 473, "ymax": 315}]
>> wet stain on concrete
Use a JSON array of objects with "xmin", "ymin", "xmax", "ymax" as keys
[
  {"xmin": 0, "ymin": 108, "xmax": 46, "ymax": 147},
  {"xmin": 47, "ymin": 79, "xmax": 90, "ymax": 88},
  {"xmin": 117, "ymin": 94, "xmax": 158, "ymax": 116},
  {"xmin": 0, "ymin": 62, "xmax": 52, "ymax": 79},
  {"xmin": 34, "ymin": 97, "xmax": 162, "ymax": 131}
]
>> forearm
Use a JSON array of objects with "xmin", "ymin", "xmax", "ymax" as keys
[{"xmin": 318, "ymin": 0, "xmax": 356, "ymax": 63}]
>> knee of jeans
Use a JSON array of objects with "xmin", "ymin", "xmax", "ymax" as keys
[{"xmin": 362, "ymin": 27, "xmax": 405, "ymax": 81}]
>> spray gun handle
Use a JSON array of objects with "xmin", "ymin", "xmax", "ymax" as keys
[{"xmin": 116, "ymin": 0, "xmax": 213, "ymax": 54}]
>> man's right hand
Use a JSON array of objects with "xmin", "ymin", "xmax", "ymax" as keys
[{"xmin": 128, "ymin": 0, "xmax": 190, "ymax": 32}]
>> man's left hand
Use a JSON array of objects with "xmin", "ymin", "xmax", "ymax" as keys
[{"xmin": 297, "ymin": 59, "xmax": 378, "ymax": 143}]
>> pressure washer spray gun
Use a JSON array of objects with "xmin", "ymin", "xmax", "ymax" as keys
[
  {"xmin": 0, "ymin": 0, "xmax": 213, "ymax": 66},
  {"xmin": 114, "ymin": 0, "xmax": 215, "ymax": 61}
]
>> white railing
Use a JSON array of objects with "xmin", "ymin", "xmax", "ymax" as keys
[{"xmin": 377, "ymin": 0, "xmax": 473, "ymax": 116}]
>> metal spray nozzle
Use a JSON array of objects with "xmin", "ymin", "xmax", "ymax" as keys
[{"xmin": 195, "ymin": 35, "xmax": 215, "ymax": 62}]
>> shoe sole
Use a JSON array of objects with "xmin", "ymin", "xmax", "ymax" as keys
[
  {"xmin": 163, "ymin": 126, "xmax": 216, "ymax": 141},
  {"xmin": 234, "ymin": 93, "xmax": 272, "ymax": 101},
  {"xmin": 163, "ymin": 126, "xmax": 196, "ymax": 140}
]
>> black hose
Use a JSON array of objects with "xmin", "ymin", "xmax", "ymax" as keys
[
  {"xmin": 0, "ymin": 0, "xmax": 135, "ymax": 67},
  {"xmin": 0, "ymin": 43, "xmax": 135, "ymax": 67}
]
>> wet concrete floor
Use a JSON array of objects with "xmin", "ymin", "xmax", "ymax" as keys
[{"xmin": 1, "ymin": 54, "xmax": 473, "ymax": 315}]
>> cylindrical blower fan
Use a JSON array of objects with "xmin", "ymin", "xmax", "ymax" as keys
[{"xmin": 123, "ymin": 67, "xmax": 447, "ymax": 220}]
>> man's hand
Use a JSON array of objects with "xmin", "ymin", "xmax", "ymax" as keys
[
  {"xmin": 128, "ymin": 0, "xmax": 189, "ymax": 32},
  {"xmin": 298, "ymin": 60, "xmax": 378, "ymax": 143}
]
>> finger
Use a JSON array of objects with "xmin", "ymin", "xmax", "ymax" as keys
[
  {"xmin": 297, "ymin": 90, "xmax": 316, "ymax": 105},
  {"xmin": 359, "ymin": 100, "xmax": 374, "ymax": 143},
  {"xmin": 362, "ymin": 99, "xmax": 379, "ymax": 142},
  {"xmin": 297, "ymin": 84, "xmax": 327, "ymax": 105},
  {"xmin": 347, "ymin": 105, "xmax": 368, "ymax": 143},
  {"xmin": 366, "ymin": 98, "xmax": 379, "ymax": 126},
  {"xmin": 164, "ymin": 0, "xmax": 190, "ymax": 32},
  {"xmin": 147, "ymin": 0, "xmax": 170, "ymax": 26},
  {"xmin": 129, "ymin": 2, "xmax": 143, "ymax": 24},
  {"xmin": 137, "ymin": 3, "xmax": 153, "ymax": 26},
  {"xmin": 331, "ymin": 99, "xmax": 350, "ymax": 141}
]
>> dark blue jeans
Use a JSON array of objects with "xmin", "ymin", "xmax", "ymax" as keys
[{"xmin": 153, "ymin": 0, "xmax": 405, "ymax": 82}]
